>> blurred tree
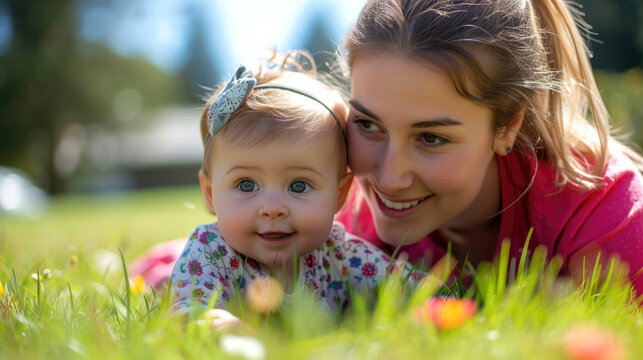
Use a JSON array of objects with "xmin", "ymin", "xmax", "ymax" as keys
[
  {"xmin": 300, "ymin": 11, "xmax": 337, "ymax": 75},
  {"xmin": 0, "ymin": 1, "xmax": 181, "ymax": 193},
  {"xmin": 179, "ymin": 2, "xmax": 221, "ymax": 103},
  {"xmin": 581, "ymin": 0, "xmax": 642, "ymax": 70}
]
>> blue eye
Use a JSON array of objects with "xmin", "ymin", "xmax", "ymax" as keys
[
  {"xmin": 289, "ymin": 180, "xmax": 311, "ymax": 194},
  {"xmin": 238, "ymin": 180, "xmax": 258, "ymax": 192}
]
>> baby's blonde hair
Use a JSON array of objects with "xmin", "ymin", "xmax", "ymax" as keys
[{"xmin": 200, "ymin": 51, "xmax": 348, "ymax": 180}]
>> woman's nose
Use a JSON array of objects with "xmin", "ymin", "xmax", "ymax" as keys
[
  {"xmin": 375, "ymin": 142, "xmax": 414, "ymax": 191},
  {"xmin": 258, "ymin": 193, "xmax": 289, "ymax": 219}
]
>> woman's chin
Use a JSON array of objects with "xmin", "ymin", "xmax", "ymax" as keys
[{"xmin": 376, "ymin": 227, "xmax": 426, "ymax": 247}]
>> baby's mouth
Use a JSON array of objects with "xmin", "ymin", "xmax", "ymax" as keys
[{"xmin": 257, "ymin": 232, "xmax": 294, "ymax": 241}]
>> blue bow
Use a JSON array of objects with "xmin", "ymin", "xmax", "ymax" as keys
[{"xmin": 206, "ymin": 65, "xmax": 257, "ymax": 136}]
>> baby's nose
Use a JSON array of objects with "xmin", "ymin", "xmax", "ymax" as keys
[{"xmin": 259, "ymin": 196, "xmax": 288, "ymax": 219}]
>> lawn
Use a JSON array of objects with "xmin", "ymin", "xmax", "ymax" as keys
[{"xmin": 0, "ymin": 186, "xmax": 641, "ymax": 359}]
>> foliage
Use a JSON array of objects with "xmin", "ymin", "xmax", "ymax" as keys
[
  {"xmin": 595, "ymin": 69, "xmax": 643, "ymax": 149},
  {"xmin": 0, "ymin": 187, "xmax": 641, "ymax": 359},
  {"xmin": 581, "ymin": 0, "xmax": 643, "ymax": 71}
]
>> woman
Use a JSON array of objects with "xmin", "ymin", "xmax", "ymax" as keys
[{"xmin": 336, "ymin": 0, "xmax": 643, "ymax": 293}]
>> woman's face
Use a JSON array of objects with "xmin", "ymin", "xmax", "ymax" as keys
[{"xmin": 348, "ymin": 53, "xmax": 502, "ymax": 245}]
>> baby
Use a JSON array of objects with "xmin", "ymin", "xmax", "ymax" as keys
[{"xmin": 169, "ymin": 53, "xmax": 424, "ymax": 321}]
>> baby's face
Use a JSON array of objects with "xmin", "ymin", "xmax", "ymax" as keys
[{"xmin": 207, "ymin": 130, "xmax": 343, "ymax": 270}]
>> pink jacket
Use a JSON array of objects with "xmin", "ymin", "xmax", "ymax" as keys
[{"xmin": 336, "ymin": 151, "xmax": 643, "ymax": 295}]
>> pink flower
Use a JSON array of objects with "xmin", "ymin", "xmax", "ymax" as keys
[
  {"xmin": 229, "ymin": 256, "xmax": 239, "ymax": 269},
  {"xmin": 187, "ymin": 260, "xmax": 203, "ymax": 276},
  {"xmin": 305, "ymin": 254, "xmax": 316, "ymax": 268},
  {"xmin": 564, "ymin": 325, "xmax": 625, "ymax": 360},
  {"xmin": 361, "ymin": 263, "xmax": 377, "ymax": 277}
]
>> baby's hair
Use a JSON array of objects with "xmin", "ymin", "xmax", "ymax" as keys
[
  {"xmin": 343, "ymin": 0, "xmax": 643, "ymax": 190},
  {"xmin": 200, "ymin": 51, "xmax": 348, "ymax": 180}
]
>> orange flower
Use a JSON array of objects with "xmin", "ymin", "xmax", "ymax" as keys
[
  {"xmin": 245, "ymin": 276, "xmax": 283, "ymax": 314},
  {"xmin": 341, "ymin": 265, "xmax": 348, "ymax": 277},
  {"xmin": 564, "ymin": 325, "xmax": 625, "ymax": 360},
  {"xmin": 414, "ymin": 297, "xmax": 477, "ymax": 329}
]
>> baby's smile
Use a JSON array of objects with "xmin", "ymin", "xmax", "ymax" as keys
[{"xmin": 256, "ymin": 232, "xmax": 295, "ymax": 244}]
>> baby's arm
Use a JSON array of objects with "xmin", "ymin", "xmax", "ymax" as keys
[{"xmin": 168, "ymin": 223, "xmax": 240, "ymax": 314}]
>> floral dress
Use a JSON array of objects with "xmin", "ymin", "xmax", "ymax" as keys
[{"xmin": 169, "ymin": 221, "xmax": 425, "ymax": 314}]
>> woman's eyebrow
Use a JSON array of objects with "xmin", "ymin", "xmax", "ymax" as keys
[
  {"xmin": 349, "ymin": 100, "xmax": 379, "ymax": 120},
  {"xmin": 350, "ymin": 99, "xmax": 462, "ymax": 127},
  {"xmin": 412, "ymin": 118, "xmax": 462, "ymax": 128}
]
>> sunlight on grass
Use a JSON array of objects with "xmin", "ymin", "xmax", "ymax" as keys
[{"xmin": 1, "ymin": 187, "xmax": 641, "ymax": 359}]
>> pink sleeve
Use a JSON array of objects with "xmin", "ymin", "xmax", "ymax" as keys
[{"xmin": 554, "ymin": 157, "xmax": 643, "ymax": 295}]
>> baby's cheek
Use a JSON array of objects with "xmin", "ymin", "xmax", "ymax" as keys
[
  {"xmin": 297, "ymin": 199, "xmax": 336, "ymax": 238},
  {"xmin": 216, "ymin": 207, "xmax": 254, "ymax": 238}
]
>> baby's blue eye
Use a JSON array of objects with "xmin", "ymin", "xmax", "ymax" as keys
[
  {"xmin": 289, "ymin": 181, "xmax": 311, "ymax": 194},
  {"xmin": 238, "ymin": 180, "xmax": 258, "ymax": 192}
]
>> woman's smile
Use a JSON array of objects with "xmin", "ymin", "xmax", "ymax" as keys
[{"xmin": 372, "ymin": 189, "xmax": 432, "ymax": 217}]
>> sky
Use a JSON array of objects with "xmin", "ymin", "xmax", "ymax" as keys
[{"xmin": 74, "ymin": 0, "xmax": 367, "ymax": 73}]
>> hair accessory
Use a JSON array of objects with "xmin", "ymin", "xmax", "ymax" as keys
[
  {"xmin": 207, "ymin": 65, "xmax": 257, "ymax": 136},
  {"xmin": 254, "ymin": 84, "xmax": 344, "ymax": 138},
  {"xmin": 505, "ymin": 146, "xmax": 512, "ymax": 154},
  {"xmin": 206, "ymin": 64, "xmax": 344, "ymax": 138}
]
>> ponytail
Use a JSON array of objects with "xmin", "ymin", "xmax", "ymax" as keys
[{"xmin": 530, "ymin": 0, "xmax": 643, "ymax": 187}]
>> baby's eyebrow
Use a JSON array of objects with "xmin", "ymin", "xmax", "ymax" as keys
[
  {"xmin": 226, "ymin": 166, "xmax": 261, "ymax": 175},
  {"xmin": 289, "ymin": 166, "xmax": 324, "ymax": 178}
]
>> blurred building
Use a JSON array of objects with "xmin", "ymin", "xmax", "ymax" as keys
[{"xmin": 68, "ymin": 107, "xmax": 203, "ymax": 192}]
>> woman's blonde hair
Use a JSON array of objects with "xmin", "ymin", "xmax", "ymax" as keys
[
  {"xmin": 343, "ymin": 0, "xmax": 642, "ymax": 190},
  {"xmin": 200, "ymin": 51, "xmax": 348, "ymax": 178}
]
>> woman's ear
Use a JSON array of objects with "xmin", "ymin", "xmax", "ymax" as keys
[
  {"xmin": 494, "ymin": 108, "xmax": 525, "ymax": 156},
  {"xmin": 199, "ymin": 169, "xmax": 216, "ymax": 215},
  {"xmin": 336, "ymin": 172, "xmax": 354, "ymax": 212}
]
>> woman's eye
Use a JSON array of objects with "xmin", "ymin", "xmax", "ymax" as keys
[
  {"xmin": 419, "ymin": 133, "xmax": 449, "ymax": 147},
  {"xmin": 353, "ymin": 119, "xmax": 381, "ymax": 133},
  {"xmin": 289, "ymin": 180, "xmax": 311, "ymax": 194},
  {"xmin": 238, "ymin": 180, "xmax": 258, "ymax": 192}
]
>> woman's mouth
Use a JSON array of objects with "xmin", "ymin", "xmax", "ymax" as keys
[
  {"xmin": 373, "ymin": 189, "xmax": 432, "ymax": 217},
  {"xmin": 376, "ymin": 193, "xmax": 430, "ymax": 209}
]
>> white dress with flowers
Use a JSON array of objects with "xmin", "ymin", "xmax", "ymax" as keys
[{"xmin": 169, "ymin": 221, "xmax": 425, "ymax": 314}]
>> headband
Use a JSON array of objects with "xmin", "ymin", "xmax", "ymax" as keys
[{"xmin": 206, "ymin": 65, "xmax": 344, "ymax": 139}]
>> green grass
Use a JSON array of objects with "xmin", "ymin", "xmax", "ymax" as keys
[{"xmin": 0, "ymin": 186, "xmax": 641, "ymax": 359}]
